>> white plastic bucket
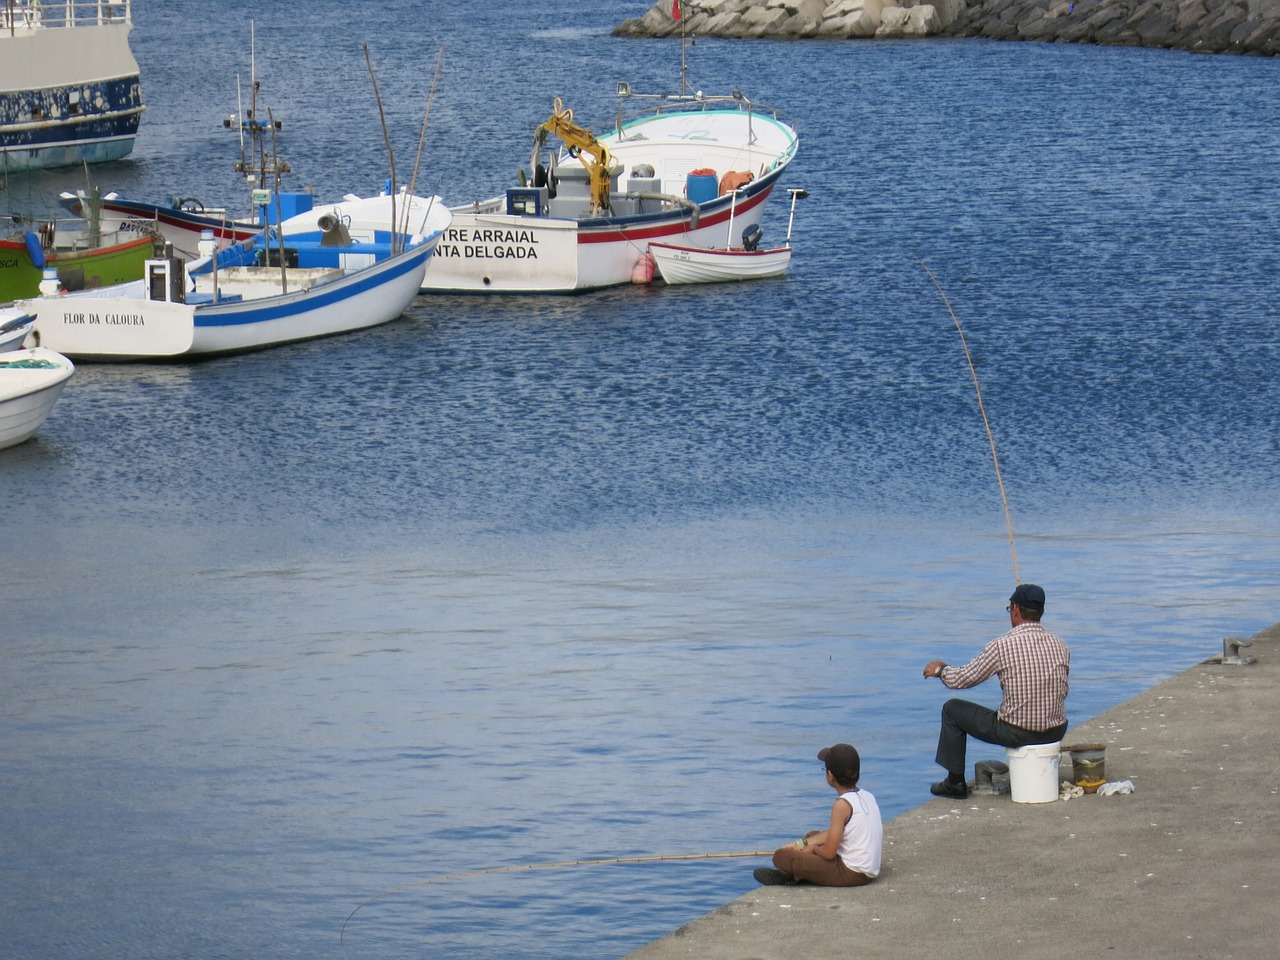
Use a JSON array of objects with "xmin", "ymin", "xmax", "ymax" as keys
[{"xmin": 1006, "ymin": 742, "xmax": 1061, "ymax": 803}]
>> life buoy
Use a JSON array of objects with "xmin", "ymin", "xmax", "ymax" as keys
[{"xmin": 24, "ymin": 231, "xmax": 46, "ymax": 269}]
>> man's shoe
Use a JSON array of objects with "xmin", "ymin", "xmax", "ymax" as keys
[
  {"xmin": 753, "ymin": 867, "xmax": 795, "ymax": 886},
  {"xmin": 930, "ymin": 778, "xmax": 969, "ymax": 800}
]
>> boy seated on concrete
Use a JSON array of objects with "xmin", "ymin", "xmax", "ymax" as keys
[{"xmin": 754, "ymin": 742, "xmax": 883, "ymax": 887}]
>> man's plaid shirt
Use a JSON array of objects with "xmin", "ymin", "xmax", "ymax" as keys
[{"xmin": 939, "ymin": 623, "xmax": 1070, "ymax": 731}]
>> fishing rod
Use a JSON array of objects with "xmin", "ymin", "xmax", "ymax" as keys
[
  {"xmin": 340, "ymin": 849, "xmax": 773, "ymax": 944},
  {"xmin": 915, "ymin": 255, "xmax": 1020, "ymax": 584}
]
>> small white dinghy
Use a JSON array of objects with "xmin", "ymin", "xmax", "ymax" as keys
[
  {"xmin": 0, "ymin": 347, "xmax": 75, "ymax": 451},
  {"xmin": 650, "ymin": 188, "xmax": 807, "ymax": 285}
]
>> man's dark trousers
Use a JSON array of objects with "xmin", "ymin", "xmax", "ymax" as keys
[{"xmin": 935, "ymin": 698, "xmax": 1068, "ymax": 777}]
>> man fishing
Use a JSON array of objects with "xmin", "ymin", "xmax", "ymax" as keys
[{"xmin": 922, "ymin": 583, "xmax": 1070, "ymax": 799}]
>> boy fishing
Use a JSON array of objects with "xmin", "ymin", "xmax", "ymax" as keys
[{"xmin": 754, "ymin": 742, "xmax": 883, "ymax": 886}]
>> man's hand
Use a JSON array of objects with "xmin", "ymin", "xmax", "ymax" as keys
[{"xmin": 923, "ymin": 660, "xmax": 946, "ymax": 679}]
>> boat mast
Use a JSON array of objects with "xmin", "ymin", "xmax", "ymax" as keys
[
  {"xmin": 227, "ymin": 23, "xmax": 288, "ymax": 216},
  {"xmin": 679, "ymin": 12, "xmax": 687, "ymax": 96}
]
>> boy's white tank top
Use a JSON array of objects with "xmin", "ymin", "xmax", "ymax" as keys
[{"xmin": 837, "ymin": 788, "xmax": 883, "ymax": 877}]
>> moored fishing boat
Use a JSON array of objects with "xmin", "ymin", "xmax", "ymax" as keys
[
  {"xmin": 0, "ymin": 0, "xmax": 144, "ymax": 172},
  {"xmin": 0, "ymin": 345, "xmax": 74, "ymax": 450},
  {"xmin": 422, "ymin": 84, "xmax": 799, "ymax": 294},
  {"xmin": 648, "ymin": 241, "xmax": 791, "ymax": 284},
  {"xmin": 62, "ymin": 188, "xmax": 448, "ymax": 268},
  {"xmin": 648, "ymin": 186, "xmax": 807, "ymax": 285},
  {"xmin": 16, "ymin": 213, "xmax": 448, "ymax": 361},
  {"xmin": 1, "ymin": 213, "xmax": 154, "ymax": 303}
]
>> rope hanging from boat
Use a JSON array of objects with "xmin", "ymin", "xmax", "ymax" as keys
[
  {"xmin": 339, "ymin": 849, "xmax": 773, "ymax": 945},
  {"xmin": 915, "ymin": 255, "xmax": 1021, "ymax": 584}
]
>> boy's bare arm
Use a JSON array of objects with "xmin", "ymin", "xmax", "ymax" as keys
[{"xmin": 808, "ymin": 798, "xmax": 852, "ymax": 861}]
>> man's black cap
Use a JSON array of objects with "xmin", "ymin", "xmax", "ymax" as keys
[{"xmin": 1009, "ymin": 583, "xmax": 1046, "ymax": 612}]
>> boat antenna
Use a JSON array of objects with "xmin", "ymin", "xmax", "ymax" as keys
[
  {"xmin": 363, "ymin": 42, "xmax": 399, "ymax": 255},
  {"xmin": 915, "ymin": 255, "xmax": 1020, "ymax": 584},
  {"xmin": 340, "ymin": 850, "xmax": 773, "ymax": 945}
]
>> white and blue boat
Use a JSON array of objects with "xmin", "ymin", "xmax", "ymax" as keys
[
  {"xmin": 0, "ymin": 0, "xmax": 144, "ymax": 172},
  {"xmin": 16, "ymin": 205, "xmax": 450, "ymax": 361}
]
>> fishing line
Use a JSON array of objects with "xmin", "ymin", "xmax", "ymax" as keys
[
  {"xmin": 914, "ymin": 255, "xmax": 1020, "ymax": 583},
  {"xmin": 340, "ymin": 849, "xmax": 772, "ymax": 945}
]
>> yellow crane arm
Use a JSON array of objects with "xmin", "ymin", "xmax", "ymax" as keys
[{"xmin": 531, "ymin": 98, "xmax": 614, "ymax": 213}]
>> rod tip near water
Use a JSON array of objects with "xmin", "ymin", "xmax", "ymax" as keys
[{"xmin": 914, "ymin": 254, "xmax": 1020, "ymax": 583}]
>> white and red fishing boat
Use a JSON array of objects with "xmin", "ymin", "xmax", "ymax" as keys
[
  {"xmin": 649, "ymin": 187, "xmax": 807, "ymax": 285},
  {"xmin": 421, "ymin": 84, "xmax": 799, "ymax": 294}
]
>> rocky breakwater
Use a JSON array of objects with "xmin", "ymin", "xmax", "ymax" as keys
[{"xmin": 613, "ymin": 0, "xmax": 1280, "ymax": 55}]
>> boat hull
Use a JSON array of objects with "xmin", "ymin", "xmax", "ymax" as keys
[
  {"xmin": 425, "ymin": 168, "xmax": 783, "ymax": 293},
  {"xmin": 649, "ymin": 243, "xmax": 791, "ymax": 284},
  {"xmin": 0, "ymin": 347, "xmax": 75, "ymax": 450},
  {"xmin": 74, "ymin": 196, "xmax": 262, "ymax": 258},
  {"xmin": 19, "ymin": 239, "xmax": 436, "ymax": 361},
  {"xmin": 0, "ymin": 12, "xmax": 144, "ymax": 172}
]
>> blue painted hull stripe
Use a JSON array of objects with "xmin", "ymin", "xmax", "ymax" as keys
[{"xmin": 194, "ymin": 244, "xmax": 432, "ymax": 329}]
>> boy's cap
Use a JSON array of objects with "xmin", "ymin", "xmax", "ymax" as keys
[
  {"xmin": 1009, "ymin": 583, "xmax": 1046, "ymax": 612},
  {"xmin": 818, "ymin": 743, "xmax": 860, "ymax": 783}
]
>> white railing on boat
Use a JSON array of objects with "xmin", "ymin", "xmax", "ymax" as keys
[{"xmin": 2, "ymin": 1, "xmax": 131, "ymax": 32}]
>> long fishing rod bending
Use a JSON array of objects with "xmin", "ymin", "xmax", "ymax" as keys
[
  {"xmin": 340, "ymin": 849, "xmax": 773, "ymax": 944},
  {"xmin": 914, "ymin": 255, "xmax": 1020, "ymax": 584}
]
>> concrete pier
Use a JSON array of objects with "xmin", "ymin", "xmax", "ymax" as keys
[
  {"xmin": 614, "ymin": 0, "xmax": 1280, "ymax": 55},
  {"xmin": 625, "ymin": 620, "xmax": 1278, "ymax": 959}
]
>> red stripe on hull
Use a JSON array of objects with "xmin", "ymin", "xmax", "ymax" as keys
[{"xmin": 576, "ymin": 183, "xmax": 774, "ymax": 245}]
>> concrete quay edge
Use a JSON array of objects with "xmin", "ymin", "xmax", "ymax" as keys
[{"xmin": 625, "ymin": 620, "xmax": 1279, "ymax": 960}]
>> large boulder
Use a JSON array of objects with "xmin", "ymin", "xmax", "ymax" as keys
[
  {"xmin": 876, "ymin": 5, "xmax": 914, "ymax": 34},
  {"xmin": 765, "ymin": 0, "xmax": 831, "ymax": 17},
  {"xmin": 901, "ymin": 0, "xmax": 965, "ymax": 27},
  {"xmin": 742, "ymin": 3, "xmax": 794, "ymax": 30},
  {"xmin": 906, "ymin": 3, "xmax": 944, "ymax": 32}
]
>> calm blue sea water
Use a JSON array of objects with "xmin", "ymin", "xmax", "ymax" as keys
[{"xmin": 3, "ymin": 3, "xmax": 1279, "ymax": 959}]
